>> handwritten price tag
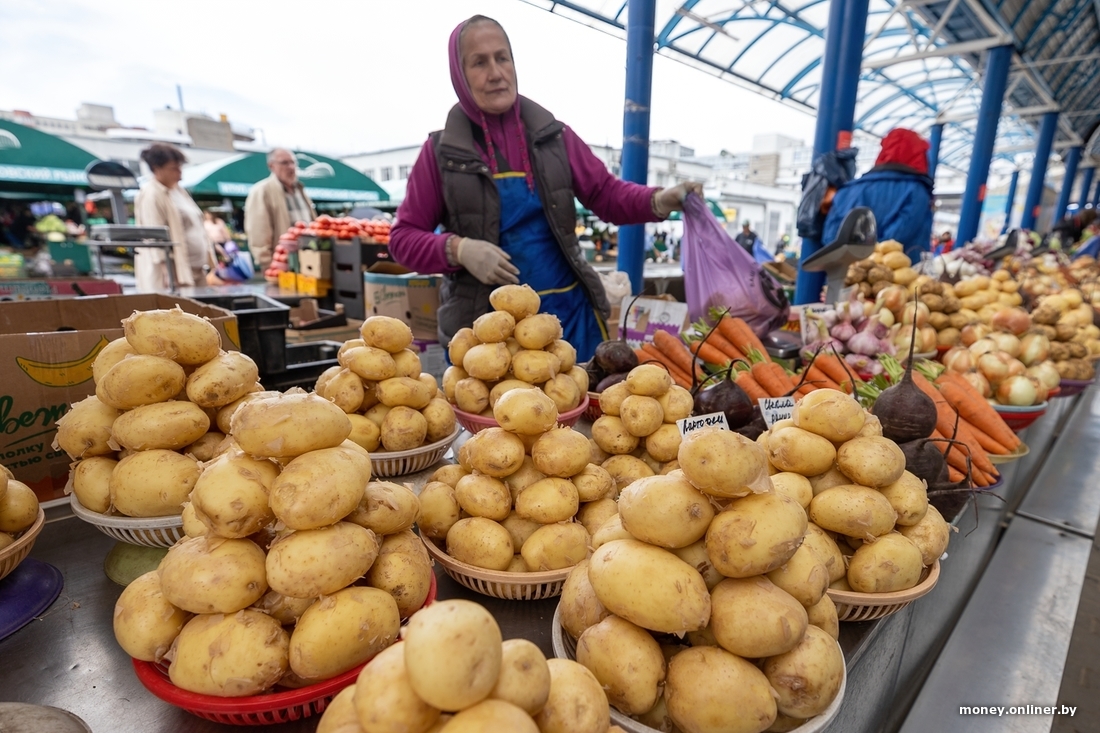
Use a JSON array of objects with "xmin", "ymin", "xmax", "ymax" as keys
[
  {"xmin": 758, "ymin": 396, "xmax": 796, "ymax": 428},
  {"xmin": 677, "ymin": 412, "xmax": 730, "ymax": 437}
]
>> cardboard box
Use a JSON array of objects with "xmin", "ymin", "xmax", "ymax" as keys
[
  {"xmin": 617, "ymin": 296, "xmax": 691, "ymax": 348},
  {"xmin": 285, "ymin": 319, "xmax": 364, "ymax": 344},
  {"xmin": 277, "ymin": 271, "xmax": 298, "ymax": 291},
  {"xmin": 0, "ymin": 277, "xmax": 123, "ymax": 300},
  {"xmin": 296, "ymin": 274, "xmax": 331, "ymax": 297},
  {"xmin": 299, "ymin": 250, "xmax": 332, "ymax": 279},
  {"xmin": 411, "ymin": 339, "xmax": 447, "ymax": 384},
  {"xmin": 0, "ymin": 294, "xmax": 237, "ymax": 503},
  {"xmin": 363, "ymin": 264, "xmax": 441, "ymax": 340}
]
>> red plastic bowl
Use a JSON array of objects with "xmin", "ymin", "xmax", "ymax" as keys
[
  {"xmin": 584, "ymin": 392, "xmax": 603, "ymax": 422},
  {"xmin": 453, "ymin": 395, "xmax": 590, "ymax": 434},
  {"xmin": 133, "ymin": 573, "xmax": 437, "ymax": 725}
]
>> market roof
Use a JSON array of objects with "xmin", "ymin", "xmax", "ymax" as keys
[
  {"xmin": 0, "ymin": 118, "xmax": 99, "ymax": 193},
  {"xmin": 182, "ymin": 151, "xmax": 389, "ymax": 202},
  {"xmin": 523, "ymin": 0, "xmax": 1100, "ymax": 174}
]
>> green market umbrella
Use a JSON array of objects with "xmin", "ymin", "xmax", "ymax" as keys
[
  {"xmin": 182, "ymin": 151, "xmax": 388, "ymax": 203},
  {"xmin": 666, "ymin": 198, "xmax": 726, "ymax": 222},
  {"xmin": 0, "ymin": 119, "xmax": 98, "ymax": 195}
]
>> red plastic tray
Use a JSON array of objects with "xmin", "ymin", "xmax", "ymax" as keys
[
  {"xmin": 992, "ymin": 403, "xmax": 1048, "ymax": 433},
  {"xmin": 133, "ymin": 572, "xmax": 436, "ymax": 725},
  {"xmin": 453, "ymin": 395, "xmax": 590, "ymax": 434}
]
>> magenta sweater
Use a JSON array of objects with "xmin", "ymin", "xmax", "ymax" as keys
[{"xmin": 390, "ymin": 126, "xmax": 661, "ymax": 275}]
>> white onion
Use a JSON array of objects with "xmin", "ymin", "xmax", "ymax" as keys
[
  {"xmin": 969, "ymin": 338, "xmax": 998, "ymax": 357},
  {"xmin": 1018, "ymin": 333, "xmax": 1050, "ymax": 366},
  {"xmin": 978, "ymin": 352, "xmax": 1009, "ymax": 383},
  {"xmin": 1004, "ymin": 355, "xmax": 1026, "ymax": 378},
  {"xmin": 991, "ymin": 307, "xmax": 1031, "ymax": 336},
  {"xmin": 1031, "ymin": 377, "xmax": 1049, "ymax": 403},
  {"xmin": 961, "ymin": 323, "xmax": 991, "ymax": 346},
  {"xmin": 1026, "ymin": 361, "xmax": 1061, "ymax": 390},
  {"xmin": 995, "ymin": 375, "xmax": 1038, "ymax": 406},
  {"xmin": 902, "ymin": 301, "xmax": 931, "ymax": 328},
  {"xmin": 989, "ymin": 332, "xmax": 1021, "ymax": 358},
  {"xmin": 963, "ymin": 370, "xmax": 992, "ymax": 398},
  {"xmin": 942, "ymin": 346, "xmax": 974, "ymax": 373}
]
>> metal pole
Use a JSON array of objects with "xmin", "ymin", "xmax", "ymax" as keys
[
  {"xmin": 794, "ymin": 0, "xmax": 869, "ymax": 305},
  {"xmin": 832, "ymin": 0, "xmax": 872, "ymax": 149},
  {"xmin": 1053, "ymin": 146, "xmax": 1081, "ymax": 222},
  {"xmin": 928, "ymin": 123, "xmax": 944, "ymax": 182},
  {"xmin": 956, "ymin": 45, "xmax": 1013, "ymax": 246},
  {"xmin": 1001, "ymin": 169, "xmax": 1020, "ymax": 234},
  {"xmin": 1077, "ymin": 166, "xmax": 1095, "ymax": 209},
  {"xmin": 618, "ymin": 0, "xmax": 657, "ymax": 297},
  {"xmin": 1020, "ymin": 111, "xmax": 1059, "ymax": 231}
]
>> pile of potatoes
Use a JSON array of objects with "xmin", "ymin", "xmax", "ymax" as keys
[
  {"xmin": 844, "ymin": 239, "xmax": 919, "ymax": 298},
  {"xmin": 112, "ymin": 387, "xmax": 435, "ymax": 697},
  {"xmin": 590, "ymin": 364, "xmax": 694, "ymax": 490},
  {"xmin": 419, "ymin": 387, "xmax": 617, "ymax": 576},
  {"xmin": 316, "ymin": 315, "xmax": 457, "ymax": 453},
  {"xmin": 1029, "ymin": 289, "xmax": 1098, "ymax": 381},
  {"xmin": 0, "ymin": 463, "xmax": 40, "ymax": 551},
  {"xmin": 317, "ymin": 598, "xmax": 627, "ymax": 733},
  {"xmin": 58, "ymin": 307, "xmax": 262, "ymax": 518},
  {"xmin": 444, "ymin": 284, "xmax": 590, "ymax": 417}
]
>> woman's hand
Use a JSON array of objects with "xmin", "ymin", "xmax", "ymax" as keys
[
  {"xmin": 653, "ymin": 182, "xmax": 705, "ymax": 218},
  {"xmin": 456, "ymin": 237, "xmax": 520, "ymax": 285}
]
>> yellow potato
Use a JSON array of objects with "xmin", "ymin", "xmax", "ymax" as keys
[
  {"xmin": 542, "ymin": 373, "xmax": 582, "ymax": 412},
  {"xmin": 365, "ymin": 543, "xmax": 434, "ymax": 619},
  {"xmin": 344, "ymin": 346, "xmax": 398, "ymax": 381},
  {"xmin": 571, "ymin": 464, "xmax": 614, "ymax": 502},
  {"xmin": 446, "ymin": 517, "xmax": 514, "ymax": 570},
  {"xmin": 430, "ymin": 464, "xmax": 471, "ymax": 488},
  {"xmin": 601, "ymin": 454, "xmax": 655, "ymax": 493},
  {"xmin": 657, "ymin": 385, "xmax": 694, "ymax": 423},
  {"xmin": 347, "ymin": 481, "xmax": 420, "ymax": 535},
  {"xmin": 806, "ymin": 593, "xmax": 840, "ymax": 640},
  {"xmin": 618, "ymin": 473, "xmax": 715, "ymax": 549},
  {"xmin": 504, "ymin": 457, "xmax": 546, "ymax": 501},
  {"xmin": 96, "ymin": 355, "xmax": 186, "ymax": 410},
  {"xmin": 111, "ymin": 401, "xmax": 209, "ymax": 452},
  {"xmin": 455, "ymin": 474, "xmax": 512, "ymax": 521},
  {"xmin": 473, "ymin": 310, "xmax": 516, "ymax": 343},
  {"xmin": 879, "ymin": 470, "xmax": 929, "ymax": 526},
  {"xmin": 836, "ymin": 436, "xmax": 906, "ymax": 488},
  {"xmin": 545, "ymin": 340, "xmax": 576, "ymax": 372},
  {"xmin": 442, "ymin": 364, "xmax": 467, "ymax": 401},
  {"xmin": 809, "ymin": 484, "xmax": 898, "ymax": 541},
  {"xmin": 380, "ymin": 406, "xmax": 428, "ymax": 451},
  {"xmin": 559, "ymin": 560, "xmax": 610, "ymax": 639},
  {"xmin": 180, "ymin": 503, "xmax": 207, "ymax": 538},
  {"xmin": 577, "ymin": 498, "xmax": 619, "ymax": 537},
  {"xmin": 512, "ymin": 350, "xmax": 561, "ymax": 384},
  {"xmin": 531, "ymin": 428, "xmax": 590, "ymax": 478},
  {"xmin": 489, "ymin": 378, "xmax": 534, "ymax": 407},
  {"xmin": 71, "ymin": 456, "xmax": 117, "ymax": 514},
  {"xmin": 534, "ymin": 659, "xmax": 610, "ymax": 733},
  {"xmin": 337, "ymin": 339, "xmax": 365, "ymax": 366},
  {"xmin": 766, "ymin": 542, "xmax": 830, "ymax": 607},
  {"xmin": 515, "ymin": 477, "xmax": 579, "ymax": 524},
  {"xmin": 521, "ymin": 522, "xmax": 588, "ymax": 570},
  {"xmin": 577, "ymin": 615, "xmax": 665, "ymax": 715},
  {"xmin": 92, "ymin": 337, "xmax": 137, "ymax": 384},
  {"xmin": 123, "ymin": 307, "xmax": 221, "ymax": 365},
  {"xmin": 671, "ymin": 538, "xmax": 724, "ymax": 590},
  {"xmin": 803, "ymin": 523, "xmax": 847, "ymax": 583},
  {"xmin": 463, "ymin": 342, "xmax": 512, "ymax": 381},
  {"xmin": 489, "ymin": 639, "xmax": 551, "ymax": 715},
  {"xmin": 253, "ymin": 590, "xmax": 313, "ymax": 626},
  {"xmin": 270, "ymin": 447, "xmax": 369, "ymax": 530},
  {"xmin": 184, "ymin": 431, "xmax": 227, "ymax": 462},
  {"xmin": 848, "ymin": 532, "xmax": 925, "ymax": 592},
  {"xmin": 598, "ymin": 381, "xmax": 631, "ymax": 416},
  {"xmin": 440, "ymin": 700, "xmax": 538, "ymax": 732},
  {"xmin": 619, "ymin": 395, "xmax": 664, "ymax": 437},
  {"xmin": 765, "ymin": 625, "xmax": 845, "ymax": 719},
  {"xmin": 514, "ymin": 314, "xmax": 563, "ymax": 350},
  {"xmin": 494, "ymin": 388, "xmax": 559, "ymax": 435},
  {"xmin": 644, "ymin": 424, "xmax": 682, "ymax": 462},
  {"xmin": 361, "ymin": 316, "xmax": 413, "ymax": 353},
  {"xmin": 288, "ymin": 587, "xmax": 400, "ymax": 681},
  {"xmin": 418, "ymin": 481, "xmax": 462, "ymax": 540},
  {"xmin": 705, "ymin": 492, "xmax": 807, "ymax": 577},
  {"xmin": 588, "ymin": 539, "xmax": 711, "ymax": 634},
  {"xmin": 364, "ymin": 403, "xmax": 392, "ymax": 429},
  {"xmin": 591, "ymin": 415, "xmax": 639, "ymax": 455},
  {"xmin": 319, "ymin": 368, "xmax": 365, "ymax": 413},
  {"xmin": 403, "ymin": 599, "xmax": 503, "ymax": 711},
  {"xmin": 710, "ymin": 576, "xmax": 808, "ymax": 658},
  {"xmin": 168, "ymin": 611, "xmax": 288, "ymax": 696},
  {"xmin": 566, "ymin": 365, "xmax": 590, "ymax": 396},
  {"xmin": 454, "ymin": 377, "xmax": 490, "ymax": 414},
  {"xmin": 111, "ymin": 450, "xmax": 200, "ymax": 517},
  {"xmin": 771, "ymin": 472, "xmax": 813, "ymax": 509},
  {"xmin": 459, "ymin": 427, "xmax": 525, "ymax": 477},
  {"xmin": 215, "ymin": 390, "xmax": 278, "ymax": 434},
  {"xmin": 266, "ymin": 522, "xmax": 380, "ymax": 598},
  {"xmin": 626, "ymin": 364, "xmax": 672, "ymax": 397},
  {"xmin": 191, "ymin": 451, "xmax": 278, "ymax": 538},
  {"xmin": 55, "ymin": 396, "xmax": 119, "ymax": 459},
  {"xmin": 898, "ymin": 504, "xmax": 951, "ymax": 565},
  {"xmin": 377, "ymin": 376, "xmax": 434, "ymax": 409},
  {"xmin": 490, "ymin": 283, "xmax": 541, "ymax": 320},
  {"xmin": 185, "ymin": 351, "xmax": 259, "ymax": 408},
  {"xmin": 678, "ymin": 428, "xmax": 769, "ymax": 498},
  {"xmin": 345, "ymin": 413, "xmax": 382, "ymax": 452},
  {"xmin": 158, "ymin": 536, "xmax": 268, "ymax": 613},
  {"xmin": 232, "ymin": 392, "xmax": 351, "ymax": 458},
  {"xmin": 664, "ymin": 647, "xmax": 777, "ymax": 733},
  {"xmin": 792, "ymin": 389, "xmax": 866, "ymax": 442},
  {"xmin": 809, "ymin": 465, "xmax": 850, "ymax": 496},
  {"xmin": 113, "ymin": 570, "xmax": 190, "ymax": 662},
  {"xmin": 768, "ymin": 426, "xmax": 837, "ymax": 476},
  {"xmin": 315, "ymin": 686, "xmax": 360, "ymax": 733},
  {"xmin": 354, "ymin": 642, "xmax": 442, "ymax": 732},
  {"xmin": 448, "ymin": 328, "xmax": 480, "ymax": 368},
  {"xmin": 420, "ymin": 398, "xmax": 456, "ymax": 443}
]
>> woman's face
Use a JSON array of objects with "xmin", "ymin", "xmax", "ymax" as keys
[
  {"xmin": 154, "ymin": 160, "xmax": 183, "ymax": 188},
  {"xmin": 462, "ymin": 22, "xmax": 517, "ymax": 115}
]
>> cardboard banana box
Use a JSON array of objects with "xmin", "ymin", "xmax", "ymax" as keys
[{"xmin": 0, "ymin": 294, "xmax": 238, "ymax": 503}]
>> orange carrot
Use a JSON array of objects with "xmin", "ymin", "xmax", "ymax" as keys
[
  {"xmin": 640, "ymin": 344, "xmax": 692, "ymax": 389},
  {"xmin": 805, "ymin": 365, "xmax": 843, "ymax": 391},
  {"xmin": 796, "ymin": 383, "xmax": 817, "ymax": 397},
  {"xmin": 735, "ymin": 370, "xmax": 769, "ymax": 402},
  {"xmin": 963, "ymin": 418, "xmax": 1012, "ymax": 455},
  {"xmin": 653, "ymin": 330, "xmax": 703, "ymax": 379},
  {"xmin": 752, "ymin": 362, "xmax": 789, "ymax": 397},
  {"xmin": 912, "ymin": 374, "xmax": 997, "ymax": 474},
  {"xmin": 719, "ymin": 317, "xmax": 770, "ymax": 362},
  {"xmin": 699, "ymin": 328, "xmax": 745, "ymax": 363},
  {"xmin": 948, "ymin": 466, "xmax": 966, "ymax": 484},
  {"xmin": 936, "ymin": 374, "xmax": 1021, "ymax": 449},
  {"xmin": 634, "ymin": 347, "xmax": 648, "ymax": 364},
  {"xmin": 768, "ymin": 362, "xmax": 796, "ymax": 393},
  {"xmin": 814, "ymin": 353, "xmax": 861, "ymax": 392},
  {"xmin": 689, "ymin": 339, "xmax": 733, "ymax": 367}
]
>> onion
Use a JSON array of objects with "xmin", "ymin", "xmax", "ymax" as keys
[
  {"xmin": 995, "ymin": 375, "xmax": 1038, "ymax": 406},
  {"xmin": 1004, "ymin": 356, "xmax": 1026, "ymax": 378},
  {"xmin": 942, "ymin": 346, "xmax": 974, "ymax": 373},
  {"xmin": 1018, "ymin": 333, "xmax": 1050, "ymax": 366},
  {"xmin": 969, "ymin": 338, "xmax": 998, "ymax": 357},
  {"xmin": 877, "ymin": 308, "xmax": 896, "ymax": 328},
  {"xmin": 962, "ymin": 370, "xmax": 991, "ymax": 398},
  {"xmin": 960, "ymin": 323, "xmax": 991, "ymax": 346},
  {"xmin": 920, "ymin": 326, "xmax": 938, "ymax": 353},
  {"xmin": 876, "ymin": 285, "xmax": 908, "ymax": 317},
  {"xmin": 989, "ymin": 332, "xmax": 1021, "ymax": 358},
  {"xmin": 902, "ymin": 301, "xmax": 931, "ymax": 328},
  {"xmin": 991, "ymin": 307, "xmax": 1031, "ymax": 336},
  {"xmin": 1027, "ymin": 361, "xmax": 1061, "ymax": 390},
  {"xmin": 1031, "ymin": 377, "xmax": 1049, "ymax": 403},
  {"xmin": 977, "ymin": 352, "xmax": 1009, "ymax": 383}
]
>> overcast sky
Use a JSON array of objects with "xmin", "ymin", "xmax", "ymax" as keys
[{"xmin": 0, "ymin": 0, "xmax": 817, "ymax": 157}]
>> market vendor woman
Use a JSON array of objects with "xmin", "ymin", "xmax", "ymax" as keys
[{"xmin": 391, "ymin": 15, "xmax": 700, "ymax": 361}]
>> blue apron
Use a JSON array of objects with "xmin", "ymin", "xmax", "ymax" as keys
[{"xmin": 495, "ymin": 173, "xmax": 606, "ymax": 362}]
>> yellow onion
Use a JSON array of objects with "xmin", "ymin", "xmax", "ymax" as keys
[
  {"xmin": 1026, "ymin": 362, "xmax": 1060, "ymax": 390},
  {"xmin": 962, "ymin": 370, "xmax": 991, "ymax": 398},
  {"xmin": 977, "ymin": 352, "xmax": 1009, "ymax": 384},
  {"xmin": 1018, "ymin": 333, "xmax": 1050, "ymax": 366},
  {"xmin": 989, "ymin": 332, "xmax": 1021, "ymax": 358},
  {"xmin": 902, "ymin": 302, "xmax": 930, "ymax": 328},
  {"xmin": 991, "ymin": 307, "xmax": 1031, "ymax": 336},
  {"xmin": 960, "ymin": 323, "xmax": 991, "ymax": 346},
  {"xmin": 969, "ymin": 338, "xmax": 998, "ymax": 357},
  {"xmin": 942, "ymin": 347, "xmax": 974, "ymax": 373},
  {"xmin": 995, "ymin": 375, "xmax": 1038, "ymax": 406}
]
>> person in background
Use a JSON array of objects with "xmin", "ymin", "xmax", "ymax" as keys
[
  {"xmin": 822, "ymin": 128, "xmax": 934, "ymax": 264},
  {"xmin": 244, "ymin": 148, "xmax": 316, "ymax": 272},
  {"xmin": 133, "ymin": 143, "xmax": 220, "ymax": 291},
  {"xmin": 1049, "ymin": 208, "xmax": 1097, "ymax": 249},
  {"xmin": 390, "ymin": 14, "xmax": 701, "ymax": 360},
  {"xmin": 735, "ymin": 220, "xmax": 758, "ymax": 255},
  {"xmin": 933, "ymin": 230, "xmax": 955, "ymax": 256},
  {"xmin": 204, "ymin": 211, "xmax": 231, "ymax": 248}
]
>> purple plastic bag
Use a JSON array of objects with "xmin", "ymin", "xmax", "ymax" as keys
[{"xmin": 681, "ymin": 193, "xmax": 789, "ymax": 336}]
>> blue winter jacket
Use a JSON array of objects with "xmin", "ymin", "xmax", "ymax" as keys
[{"xmin": 822, "ymin": 166, "xmax": 934, "ymax": 264}]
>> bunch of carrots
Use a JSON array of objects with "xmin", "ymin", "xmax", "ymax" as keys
[
  {"xmin": 633, "ymin": 330, "xmax": 705, "ymax": 390},
  {"xmin": 686, "ymin": 315, "xmax": 772, "ymax": 368}
]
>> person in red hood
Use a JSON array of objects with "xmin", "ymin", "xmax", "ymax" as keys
[{"xmin": 822, "ymin": 128, "xmax": 935, "ymax": 263}]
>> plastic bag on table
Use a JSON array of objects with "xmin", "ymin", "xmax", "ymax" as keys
[
  {"xmin": 214, "ymin": 241, "xmax": 255, "ymax": 282},
  {"xmin": 681, "ymin": 193, "xmax": 789, "ymax": 336}
]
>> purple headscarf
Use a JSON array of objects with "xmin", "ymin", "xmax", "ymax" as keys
[{"xmin": 448, "ymin": 17, "xmax": 534, "ymax": 190}]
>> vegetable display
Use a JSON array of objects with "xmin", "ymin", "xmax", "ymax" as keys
[{"xmin": 0, "ymin": 462, "xmax": 39, "ymax": 545}]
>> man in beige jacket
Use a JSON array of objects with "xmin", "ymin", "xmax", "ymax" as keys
[{"xmin": 244, "ymin": 148, "xmax": 316, "ymax": 271}]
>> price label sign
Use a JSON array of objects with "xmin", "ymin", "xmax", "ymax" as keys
[
  {"xmin": 677, "ymin": 412, "xmax": 730, "ymax": 437},
  {"xmin": 758, "ymin": 396, "xmax": 796, "ymax": 428}
]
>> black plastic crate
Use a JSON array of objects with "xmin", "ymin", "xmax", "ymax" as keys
[
  {"xmin": 261, "ymin": 341, "xmax": 341, "ymax": 392},
  {"xmin": 189, "ymin": 294, "xmax": 290, "ymax": 376}
]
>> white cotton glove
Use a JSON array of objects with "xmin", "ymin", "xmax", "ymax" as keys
[
  {"xmin": 456, "ymin": 237, "xmax": 520, "ymax": 285},
  {"xmin": 653, "ymin": 181, "xmax": 705, "ymax": 218}
]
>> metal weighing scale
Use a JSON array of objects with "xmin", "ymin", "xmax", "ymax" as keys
[
  {"xmin": 83, "ymin": 160, "xmax": 182, "ymax": 290},
  {"xmin": 800, "ymin": 206, "xmax": 878, "ymax": 304}
]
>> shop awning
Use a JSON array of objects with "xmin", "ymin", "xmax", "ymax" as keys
[
  {"xmin": 182, "ymin": 151, "xmax": 389, "ymax": 203},
  {"xmin": 0, "ymin": 119, "xmax": 98, "ymax": 193}
]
